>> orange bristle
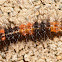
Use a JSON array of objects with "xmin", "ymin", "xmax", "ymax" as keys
[{"xmin": 0, "ymin": 29, "xmax": 5, "ymax": 34}]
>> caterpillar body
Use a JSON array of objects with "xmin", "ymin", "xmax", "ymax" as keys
[{"xmin": 0, "ymin": 20, "xmax": 62, "ymax": 49}]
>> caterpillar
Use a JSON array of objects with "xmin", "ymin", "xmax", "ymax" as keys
[{"xmin": 0, "ymin": 20, "xmax": 62, "ymax": 50}]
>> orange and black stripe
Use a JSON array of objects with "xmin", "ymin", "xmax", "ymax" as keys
[{"xmin": 0, "ymin": 21, "xmax": 62, "ymax": 49}]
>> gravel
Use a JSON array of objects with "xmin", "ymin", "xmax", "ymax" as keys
[{"xmin": 0, "ymin": 0, "xmax": 62, "ymax": 62}]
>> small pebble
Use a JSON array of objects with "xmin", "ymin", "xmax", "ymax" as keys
[
  {"xmin": 57, "ymin": 56, "xmax": 62, "ymax": 60},
  {"xmin": 0, "ymin": 0, "xmax": 6, "ymax": 4},
  {"xmin": 35, "ymin": 11, "xmax": 39, "ymax": 16}
]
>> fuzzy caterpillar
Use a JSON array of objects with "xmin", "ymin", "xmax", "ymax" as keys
[{"xmin": 0, "ymin": 20, "xmax": 62, "ymax": 49}]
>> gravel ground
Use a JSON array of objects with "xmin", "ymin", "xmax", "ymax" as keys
[{"xmin": 0, "ymin": 0, "xmax": 62, "ymax": 62}]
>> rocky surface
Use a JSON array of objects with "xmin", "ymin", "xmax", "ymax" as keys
[{"xmin": 0, "ymin": 0, "xmax": 62, "ymax": 62}]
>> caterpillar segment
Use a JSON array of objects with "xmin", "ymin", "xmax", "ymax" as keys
[
  {"xmin": 4, "ymin": 26, "xmax": 21, "ymax": 42},
  {"xmin": 50, "ymin": 21, "xmax": 61, "ymax": 33},
  {"xmin": 19, "ymin": 23, "xmax": 34, "ymax": 36}
]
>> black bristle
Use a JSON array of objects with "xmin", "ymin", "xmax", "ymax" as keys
[
  {"xmin": 33, "ymin": 22, "xmax": 39, "ymax": 28},
  {"xmin": 13, "ymin": 26, "xmax": 19, "ymax": 31},
  {"xmin": 4, "ymin": 28, "xmax": 9, "ymax": 34},
  {"xmin": 46, "ymin": 22, "xmax": 50, "ymax": 27},
  {"xmin": 8, "ymin": 27, "xmax": 13, "ymax": 32},
  {"xmin": 33, "ymin": 22, "xmax": 41, "ymax": 40},
  {"xmin": 39, "ymin": 21, "xmax": 48, "ymax": 40},
  {"xmin": 4, "ymin": 27, "xmax": 13, "ymax": 34}
]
